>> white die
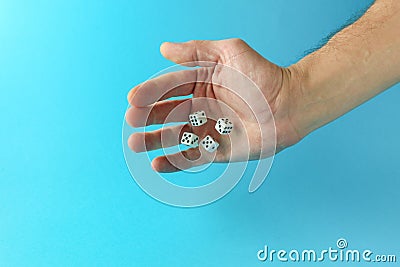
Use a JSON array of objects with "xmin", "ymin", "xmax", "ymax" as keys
[
  {"xmin": 215, "ymin": 118, "xmax": 233, "ymax": 135},
  {"xmin": 180, "ymin": 132, "xmax": 199, "ymax": 148},
  {"xmin": 200, "ymin": 135, "xmax": 219, "ymax": 152},
  {"xmin": 189, "ymin": 111, "xmax": 207, "ymax": 127}
]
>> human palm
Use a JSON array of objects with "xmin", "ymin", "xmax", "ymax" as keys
[{"xmin": 126, "ymin": 39, "xmax": 300, "ymax": 172}]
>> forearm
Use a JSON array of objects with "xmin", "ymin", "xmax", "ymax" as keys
[{"xmin": 288, "ymin": 0, "xmax": 400, "ymax": 137}]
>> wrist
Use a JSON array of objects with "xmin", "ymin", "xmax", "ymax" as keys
[
  {"xmin": 283, "ymin": 62, "xmax": 313, "ymax": 139},
  {"xmin": 270, "ymin": 64, "xmax": 309, "ymax": 150},
  {"xmin": 285, "ymin": 58, "xmax": 330, "ymax": 140}
]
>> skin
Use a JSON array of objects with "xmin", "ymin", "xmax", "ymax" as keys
[{"xmin": 126, "ymin": 0, "xmax": 400, "ymax": 173}]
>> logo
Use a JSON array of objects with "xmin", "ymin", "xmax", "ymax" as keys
[{"xmin": 257, "ymin": 238, "xmax": 397, "ymax": 263}]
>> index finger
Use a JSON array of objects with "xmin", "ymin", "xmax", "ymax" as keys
[{"xmin": 128, "ymin": 68, "xmax": 212, "ymax": 107}]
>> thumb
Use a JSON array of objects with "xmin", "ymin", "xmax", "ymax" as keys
[{"xmin": 160, "ymin": 40, "xmax": 220, "ymax": 65}]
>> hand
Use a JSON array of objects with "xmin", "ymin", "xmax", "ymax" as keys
[
  {"xmin": 126, "ymin": 39, "xmax": 302, "ymax": 172},
  {"xmin": 127, "ymin": 1, "xmax": 400, "ymax": 173}
]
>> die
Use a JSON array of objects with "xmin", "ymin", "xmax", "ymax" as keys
[
  {"xmin": 180, "ymin": 132, "xmax": 199, "ymax": 148},
  {"xmin": 189, "ymin": 111, "xmax": 207, "ymax": 127},
  {"xmin": 200, "ymin": 135, "xmax": 219, "ymax": 152},
  {"xmin": 215, "ymin": 118, "xmax": 233, "ymax": 135}
]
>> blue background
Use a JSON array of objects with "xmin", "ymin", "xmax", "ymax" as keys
[{"xmin": 1, "ymin": 0, "xmax": 399, "ymax": 266}]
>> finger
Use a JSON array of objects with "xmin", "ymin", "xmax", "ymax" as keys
[
  {"xmin": 128, "ymin": 69, "xmax": 201, "ymax": 107},
  {"xmin": 128, "ymin": 124, "xmax": 191, "ymax": 152},
  {"xmin": 151, "ymin": 148, "xmax": 206, "ymax": 173},
  {"xmin": 125, "ymin": 99, "xmax": 191, "ymax": 127},
  {"xmin": 160, "ymin": 40, "xmax": 221, "ymax": 65}
]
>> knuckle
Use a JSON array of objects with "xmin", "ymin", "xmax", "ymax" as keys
[
  {"xmin": 229, "ymin": 38, "xmax": 246, "ymax": 46},
  {"xmin": 187, "ymin": 40, "xmax": 200, "ymax": 46}
]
